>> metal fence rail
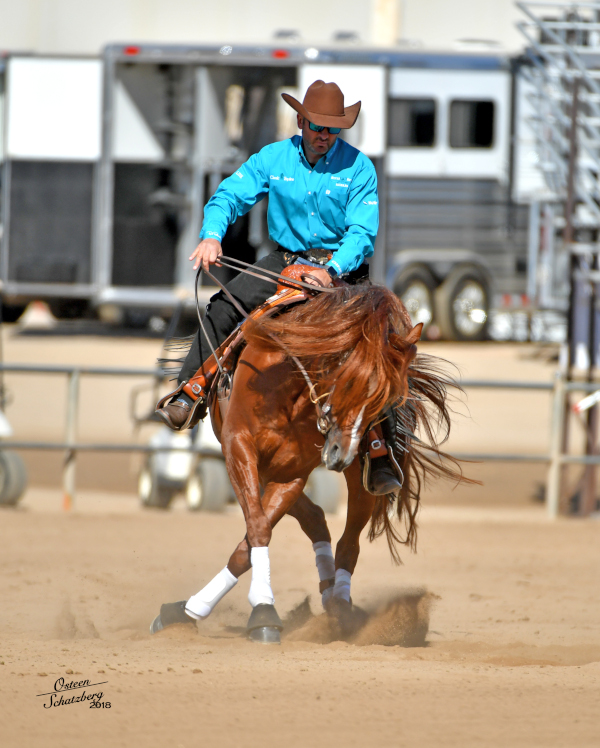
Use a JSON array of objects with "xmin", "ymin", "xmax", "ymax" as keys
[
  {"xmin": 0, "ymin": 363, "xmax": 164, "ymax": 509},
  {"xmin": 0, "ymin": 364, "xmax": 597, "ymax": 517}
]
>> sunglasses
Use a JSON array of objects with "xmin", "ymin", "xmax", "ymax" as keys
[{"xmin": 308, "ymin": 121, "xmax": 341, "ymax": 135}]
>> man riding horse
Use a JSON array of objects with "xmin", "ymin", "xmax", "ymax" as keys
[{"xmin": 156, "ymin": 80, "xmax": 400, "ymax": 496}]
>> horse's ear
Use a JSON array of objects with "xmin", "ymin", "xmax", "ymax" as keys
[{"xmin": 405, "ymin": 323, "xmax": 423, "ymax": 345}]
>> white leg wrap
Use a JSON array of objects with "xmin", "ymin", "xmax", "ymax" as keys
[
  {"xmin": 185, "ymin": 566, "xmax": 238, "ymax": 620},
  {"xmin": 313, "ymin": 541, "xmax": 335, "ymax": 581},
  {"xmin": 248, "ymin": 546, "xmax": 275, "ymax": 608},
  {"xmin": 332, "ymin": 568, "xmax": 351, "ymax": 602}
]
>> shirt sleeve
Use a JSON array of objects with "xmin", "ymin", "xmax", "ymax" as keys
[
  {"xmin": 199, "ymin": 151, "xmax": 269, "ymax": 242},
  {"xmin": 326, "ymin": 159, "xmax": 379, "ymax": 276}
]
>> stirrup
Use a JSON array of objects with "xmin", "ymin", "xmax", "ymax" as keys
[
  {"xmin": 155, "ymin": 382, "xmax": 207, "ymax": 431},
  {"xmin": 362, "ymin": 453, "xmax": 404, "ymax": 497},
  {"xmin": 361, "ymin": 425, "xmax": 404, "ymax": 496}
]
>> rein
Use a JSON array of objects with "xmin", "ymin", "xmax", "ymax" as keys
[
  {"xmin": 195, "ymin": 255, "xmax": 336, "ymax": 434},
  {"xmin": 212, "ymin": 254, "xmax": 338, "ymax": 294}
]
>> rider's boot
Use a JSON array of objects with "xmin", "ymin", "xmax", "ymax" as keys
[
  {"xmin": 367, "ymin": 413, "xmax": 403, "ymax": 496},
  {"xmin": 155, "ymin": 372, "xmax": 210, "ymax": 431}
]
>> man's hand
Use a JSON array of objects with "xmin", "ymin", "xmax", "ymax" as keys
[
  {"xmin": 303, "ymin": 266, "xmax": 333, "ymax": 288},
  {"xmin": 189, "ymin": 238, "xmax": 223, "ymax": 271}
]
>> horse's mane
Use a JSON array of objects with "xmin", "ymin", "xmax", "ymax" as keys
[
  {"xmin": 246, "ymin": 284, "xmax": 415, "ymax": 424},
  {"xmin": 245, "ymin": 283, "xmax": 472, "ymax": 562}
]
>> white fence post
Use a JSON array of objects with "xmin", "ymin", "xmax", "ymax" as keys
[
  {"xmin": 63, "ymin": 369, "xmax": 80, "ymax": 511},
  {"xmin": 547, "ymin": 370, "xmax": 566, "ymax": 518}
]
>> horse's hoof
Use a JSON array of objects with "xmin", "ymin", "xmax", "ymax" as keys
[
  {"xmin": 246, "ymin": 603, "xmax": 283, "ymax": 644},
  {"xmin": 149, "ymin": 600, "xmax": 195, "ymax": 635},
  {"xmin": 149, "ymin": 614, "xmax": 164, "ymax": 635},
  {"xmin": 324, "ymin": 597, "xmax": 367, "ymax": 638},
  {"xmin": 248, "ymin": 626, "xmax": 281, "ymax": 644},
  {"xmin": 324, "ymin": 596, "xmax": 352, "ymax": 617}
]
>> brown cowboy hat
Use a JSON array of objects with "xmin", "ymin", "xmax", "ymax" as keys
[{"xmin": 281, "ymin": 80, "xmax": 361, "ymax": 129}]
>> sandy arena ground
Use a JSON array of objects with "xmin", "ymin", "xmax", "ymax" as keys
[{"xmin": 0, "ymin": 329, "xmax": 599, "ymax": 746}]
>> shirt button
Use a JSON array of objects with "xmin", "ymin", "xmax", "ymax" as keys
[
  {"xmin": 314, "ymin": 233, "xmax": 317, "ymax": 236},
  {"xmin": 308, "ymin": 191, "xmax": 311, "ymax": 195},
  {"xmin": 311, "ymin": 212, "xmax": 314, "ymax": 216}
]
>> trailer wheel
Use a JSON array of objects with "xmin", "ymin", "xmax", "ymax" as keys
[
  {"xmin": 305, "ymin": 467, "xmax": 345, "ymax": 514},
  {"xmin": 139, "ymin": 461, "xmax": 175, "ymax": 509},
  {"xmin": 185, "ymin": 457, "xmax": 230, "ymax": 513},
  {"xmin": 0, "ymin": 450, "xmax": 28, "ymax": 506},
  {"xmin": 392, "ymin": 265, "xmax": 436, "ymax": 329},
  {"xmin": 436, "ymin": 265, "xmax": 490, "ymax": 341}
]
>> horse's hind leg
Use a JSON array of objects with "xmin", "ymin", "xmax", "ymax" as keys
[{"xmin": 286, "ymin": 493, "xmax": 337, "ymax": 609}]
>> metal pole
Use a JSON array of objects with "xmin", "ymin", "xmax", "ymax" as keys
[
  {"xmin": 527, "ymin": 200, "xmax": 540, "ymax": 303},
  {"xmin": 581, "ymin": 245, "xmax": 599, "ymax": 514},
  {"xmin": 63, "ymin": 370, "xmax": 80, "ymax": 511},
  {"xmin": 547, "ymin": 370, "xmax": 567, "ymax": 518},
  {"xmin": 565, "ymin": 78, "xmax": 579, "ymax": 372},
  {"xmin": 562, "ymin": 79, "xmax": 580, "ymax": 511}
]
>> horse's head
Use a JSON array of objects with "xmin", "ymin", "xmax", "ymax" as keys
[
  {"xmin": 319, "ymin": 320, "xmax": 423, "ymax": 472},
  {"xmin": 320, "ymin": 401, "xmax": 367, "ymax": 471}
]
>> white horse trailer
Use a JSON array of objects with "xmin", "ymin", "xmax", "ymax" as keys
[
  {"xmin": 0, "ymin": 56, "xmax": 103, "ymax": 318},
  {"xmin": 0, "ymin": 45, "xmax": 540, "ymax": 339}
]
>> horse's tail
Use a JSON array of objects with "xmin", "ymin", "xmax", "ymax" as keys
[{"xmin": 368, "ymin": 352, "xmax": 478, "ymax": 564}]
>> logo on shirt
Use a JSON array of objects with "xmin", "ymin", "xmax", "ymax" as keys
[
  {"xmin": 335, "ymin": 183, "xmax": 349, "ymax": 189},
  {"xmin": 330, "ymin": 176, "xmax": 340, "ymax": 180},
  {"xmin": 235, "ymin": 171, "xmax": 243, "ymax": 178},
  {"xmin": 283, "ymin": 176, "xmax": 295, "ymax": 181},
  {"xmin": 270, "ymin": 175, "xmax": 280, "ymax": 180},
  {"xmin": 363, "ymin": 200, "xmax": 378, "ymax": 205}
]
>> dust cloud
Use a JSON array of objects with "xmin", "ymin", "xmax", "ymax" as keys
[{"xmin": 283, "ymin": 589, "xmax": 437, "ymax": 646}]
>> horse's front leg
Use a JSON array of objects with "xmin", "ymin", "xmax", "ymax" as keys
[
  {"xmin": 229, "ymin": 473, "xmax": 306, "ymax": 611},
  {"xmin": 220, "ymin": 434, "xmax": 276, "ymax": 614},
  {"xmin": 329, "ymin": 458, "xmax": 376, "ymax": 609},
  {"xmin": 185, "ymin": 438, "xmax": 305, "ymax": 632},
  {"xmin": 225, "ymin": 437, "xmax": 271, "ymax": 548},
  {"xmin": 215, "ymin": 492, "xmax": 336, "ymax": 614}
]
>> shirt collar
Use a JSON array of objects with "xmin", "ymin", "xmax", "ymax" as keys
[{"xmin": 296, "ymin": 135, "xmax": 340, "ymax": 169}]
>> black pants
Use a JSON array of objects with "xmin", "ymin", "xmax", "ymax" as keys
[
  {"xmin": 178, "ymin": 249, "xmax": 292, "ymax": 383},
  {"xmin": 178, "ymin": 248, "xmax": 369, "ymax": 383}
]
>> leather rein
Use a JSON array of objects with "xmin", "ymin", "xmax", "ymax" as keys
[{"xmin": 195, "ymin": 254, "xmax": 336, "ymax": 435}]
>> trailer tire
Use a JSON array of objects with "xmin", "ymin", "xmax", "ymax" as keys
[
  {"xmin": 435, "ymin": 265, "xmax": 490, "ymax": 341},
  {"xmin": 392, "ymin": 265, "xmax": 437, "ymax": 329},
  {"xmin": 185, "ymin": 457, "xmax": 230, "ymax": 513},
  {"xmin": 139, "ymin": 461, "xmax": 176, "ymax": 509},
  {"xmin": 305, "ymin": 467, "xmax": 345, "ymax": 514},
  {"xmin": 0, "ymin": 450, "xmax": 28, "ymax": 506}
]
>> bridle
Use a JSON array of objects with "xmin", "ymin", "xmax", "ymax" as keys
[{"xmin": 195, "ymin": 254, "xmax": 337, "ymax": 434}]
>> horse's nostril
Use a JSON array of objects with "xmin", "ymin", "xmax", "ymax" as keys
[{"xmin": 325, "ymin": 442, "xmax": 346, "ymax": 472}]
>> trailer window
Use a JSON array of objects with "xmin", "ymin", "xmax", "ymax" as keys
[
  {"xmin": 388, "ymin": 98, "xmax": 436, "ymax": 147},
  {"xmin": 449, "ymin": 100, "xmax": 495, "ymax": 148}
]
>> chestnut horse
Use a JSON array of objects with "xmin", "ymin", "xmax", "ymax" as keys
[{"xmin": 151, "ymin": 283, "xmax": 462, "ymax": 642}]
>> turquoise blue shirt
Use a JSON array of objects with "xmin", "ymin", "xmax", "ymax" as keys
[{"xmin": 200, "ymin": 135, "xmax": 379, "ymax": 276}]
